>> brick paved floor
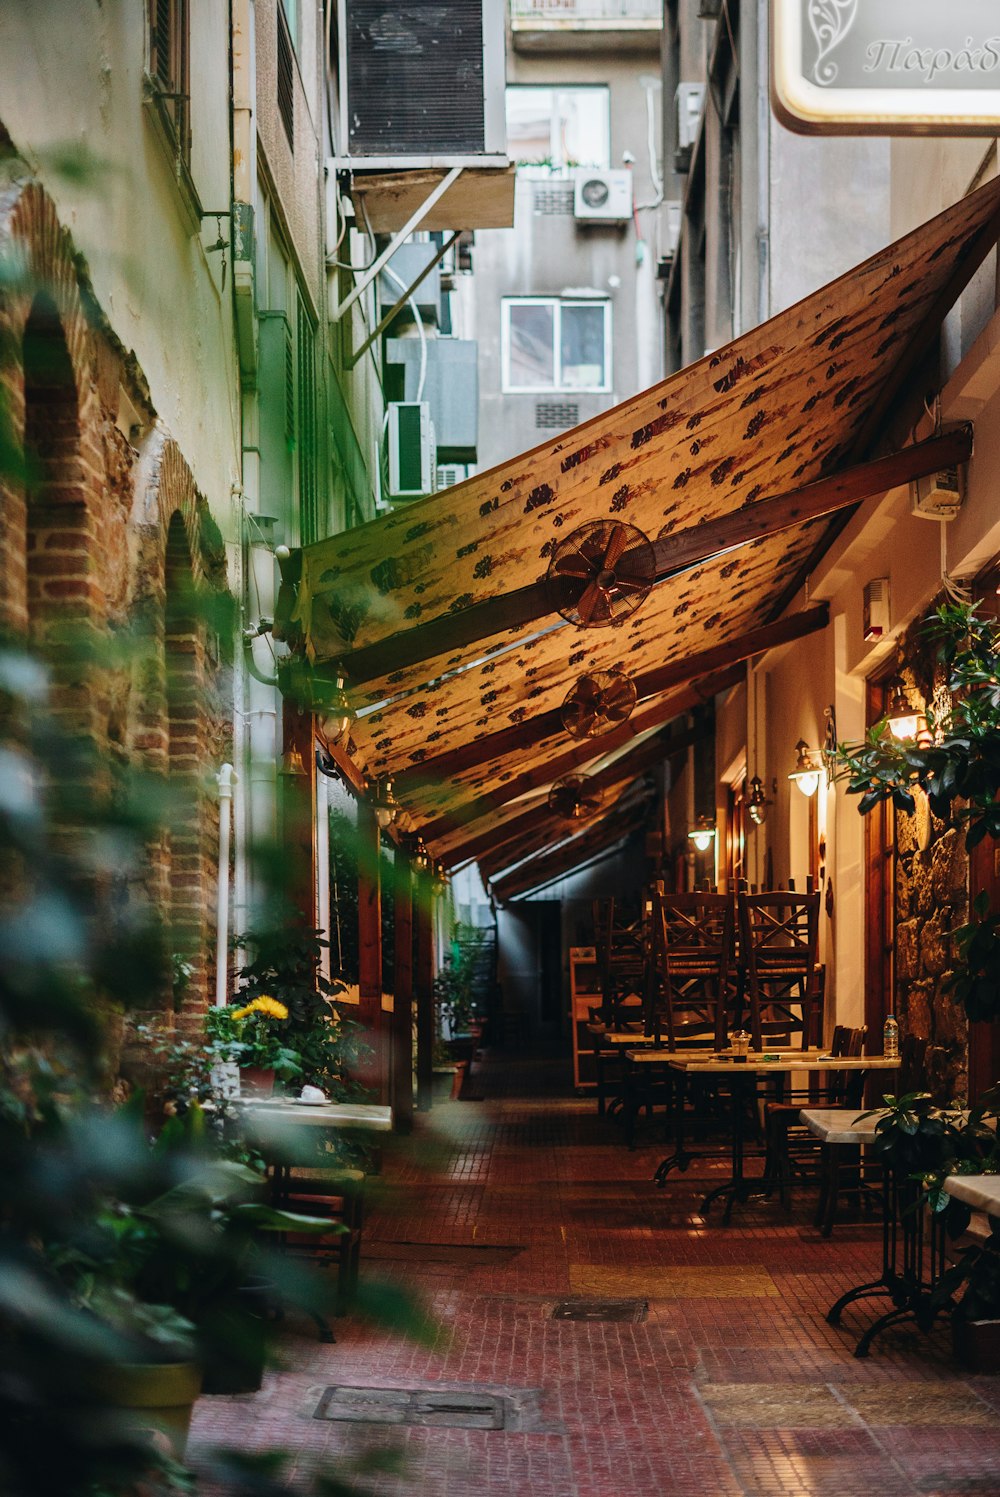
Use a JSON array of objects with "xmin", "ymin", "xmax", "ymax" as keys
[{"xmin": 190, "ymin": 1050, "xmax": 1000, "ymax": 1496}]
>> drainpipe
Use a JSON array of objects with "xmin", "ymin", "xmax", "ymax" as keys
[{"xmin": 215, "ymin": 763, "xmax": 238, "ymax": 1006}]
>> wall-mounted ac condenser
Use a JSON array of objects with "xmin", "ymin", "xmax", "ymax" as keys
[
  {"xmin": 573, "ymin": 169, "xmax": 633, "ymax": 223},
  {"xmin": 340, "ymin": 0, "xmax": 506, "ymax": 163},
  {"xmin": 388, "ymin": 401, "xmax": 434, "ymax": 498}
]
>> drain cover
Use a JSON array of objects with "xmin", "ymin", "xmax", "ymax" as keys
[
  {"xmin": 314, "ymin": 1386, "xmax": 506, "ymax": 1429},
  {"xmin": 551, "ymin": 1297, "xmax": 648, "ymax": 1323}
]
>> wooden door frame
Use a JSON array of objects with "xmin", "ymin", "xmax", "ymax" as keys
[{"xmin": 864, "ymin": 677, "xmax": 893, "ymax": 1044}]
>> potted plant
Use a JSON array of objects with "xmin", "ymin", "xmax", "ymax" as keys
[
  {"xmin": 205, "ymin": 996, "xmax": 302, "ymax": 1095},
  {"xmin": 235, "ymin": 916, "xmax": 366, "ymax": 1099}
]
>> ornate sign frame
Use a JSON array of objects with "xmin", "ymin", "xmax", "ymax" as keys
[{"xmin": 772, "ymin": 0, "xmax": 1000, "ymax": 135}]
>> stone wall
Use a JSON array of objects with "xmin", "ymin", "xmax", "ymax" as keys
[{"xmin": 891, "ymin": 642, "xmax": 969, "ymax": 1102}]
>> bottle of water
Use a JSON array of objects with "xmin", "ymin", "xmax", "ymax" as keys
[{"xmin": 883, "ymin": 1013, "xmax": 899, "ymax": 1061}]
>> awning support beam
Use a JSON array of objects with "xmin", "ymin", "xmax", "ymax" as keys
[
  {"xmin": 331, "ymin": 428, "xmax": 969, "ymax": 686},
  {"xmin": 398, "ymin": 602, "xmax": 829, "ymax": 792}
]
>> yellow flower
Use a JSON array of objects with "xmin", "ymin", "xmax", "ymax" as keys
[{"xmin": 231, "ymin": 996, "xmax": 289, "ymax": 1022}]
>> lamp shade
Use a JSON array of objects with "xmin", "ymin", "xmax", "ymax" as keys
[
  {"xmin": 789, "ymin": 740, "xmax": 822, "ymax": 797},
  {"xmin": 314, "ymin": 674, "xmax": 354, "ymax": 749},
  {"xmin": 886, "ymin": 677, "xmax": 921, "ymax": 741},
  {"xmin": 372, "ymin": 777, "xmax": 399, "ymax": 829},
  {"xmin": 688, "ymin": 815, "xmax": 717, "ymax": 852}
]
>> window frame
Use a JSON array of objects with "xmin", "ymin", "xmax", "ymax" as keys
[
  {"xmin": 148, "ymin": 0, "xmax": 191, "ymax": 166},
  {"xmin": 505, "ymin": 84, "xmax": 611, "ymax": 174},
  {"xmin": 501, "ymin": 296, "xmax": 612, "ymax": 395}
]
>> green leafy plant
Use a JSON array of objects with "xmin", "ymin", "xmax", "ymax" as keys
[
  {"xmin": 205, "ymin": 996, "xmax": 302, "ymax": 1079},
  {"xmin": 434, "ymin": 923, "xmax": 487, "ymax": 1039},
  {"xmin": 831, "ymin": 600, "xmax": 1000, "ymax": 1021}
]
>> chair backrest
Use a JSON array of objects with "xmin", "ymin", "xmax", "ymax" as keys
[
  {"xmin": 644, "ymin": 890, "xmax": 735, "ymax": 1048},
  {"xmin": 738, "ymin": 891, "xmax": 821, "ymax": 1049},
  {"xmin": 593, "ymin": 897, "xmax": 647, "ymax": 1026}
]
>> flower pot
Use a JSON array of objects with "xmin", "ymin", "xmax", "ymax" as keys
[
  {"xmin": 953, "ymin": 1313, "xmax": 1000, "ymax": 1373},
  {"xmin": 201, "ymin": 1280, "xmax": 270, "ymax": 1394},
  {"xmin": 210, "ymin": 1060, "xmax": 241, "ymax": 1099},
  {"xmin": 239, "ymin": 1065, "xmax": 276, "ymax": 1096},
  {"xmin": 94, "ymin": 1359, "xmax": 202, "ymax": 1459},
  {"xmin": 432, "ymin": 1065, "xmax": 458, "ymax": 1100},
  {"xmin": 451, "ymin": 1059, "xmax": 468, "ymax": 1099}
]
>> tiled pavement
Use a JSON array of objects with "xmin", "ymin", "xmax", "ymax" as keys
[{"xmin": 190, "ymin": 1051, "xmax": 1000, "ymax": 1496}]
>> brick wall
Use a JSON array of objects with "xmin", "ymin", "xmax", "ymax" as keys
[{"xmin": 0, "ymin": 173, "xmax": 233, "ymax": 1052}]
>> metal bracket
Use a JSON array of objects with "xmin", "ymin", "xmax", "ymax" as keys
[
  {"xmin": 331, "ymin": 166, "xmax": 463, "ymax": 322},
  {"xmin": 344, "ymin": 230, "xmax": 461, "ymax": 372}
]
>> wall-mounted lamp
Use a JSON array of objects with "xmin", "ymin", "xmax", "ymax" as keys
[
  {"xmin": 885, "ymin": 677, "xmax": 922, "ymax": 742},
  {"xmin": 314, "ymin": 673, "xmax": 354, "ymax": 751},
  {"xmin": 747, "ymin": 775, "xmax": 772, "ymax": 827},
  {"xmin": 688, "ymin": 814, "xmax": 717, "ymax": 853},
  {"xmin": 412, "ymin": 839, "xmax": 431, "ymax": 872},
  {"xmin": 789, "ymin": 740, "xmax": 823, "ymax": 798},
  {"xmin": 371, "ymin": 777, "xmax": 399, "ymax": 829},
  {"xmin": 431, "ymin": 860, "xmax": 449, "ymax": 897}
]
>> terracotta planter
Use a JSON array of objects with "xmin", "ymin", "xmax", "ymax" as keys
[
  {"xmin": 953, "ymin": 1313, "xmax": 1000, "ymax": 1373},
  {"xmin": 94, "ymin": 1360, "xmax": 202, "ymax": 1459},
  {"xmin": 239, "ymin": 1065, "xmax": 276, "ymax": 1096}
]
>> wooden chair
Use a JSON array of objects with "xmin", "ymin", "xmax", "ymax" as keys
[
  {"xmin": 813, "ymin": 1033, "xmax": 928, "ymax": 1236},
  {"xmin": 763, "ymin": 1024, "xmax": 866, "ymax": 1209},
  {"xmin": 593, "ymin": 897, "xmax": 648, "ymax": 1030},
  {"xmin": 643, "ymin": 890, "xmax": 735, "ymax": 1049},
  {"xmin": 270, "ymin": 1164, "xmax": 366, "ymax": 1339},
  {"xmin": 738, "ymin": 890, "xmax": 822, "ymax": 1050}
]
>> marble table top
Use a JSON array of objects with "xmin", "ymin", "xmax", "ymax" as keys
[
  {"xmin": 665, "ymin": 1055, "xmax": 900, "ymax": 1076},
  {"xmin": 943, "ymin": 1173, "xmax": 1000, "ymax": 1213},
  {"xmin": 241, "ymin": 1099, "xmax": 393, "ymax": 1132},
  {"xmin": 799, "ymin": 1107, "xmax": 883, "ymax": 1144}
]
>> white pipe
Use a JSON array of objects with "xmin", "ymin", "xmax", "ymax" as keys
[{"xmin": 215, "ymin": 763, "xmax": 237, "ymax": 1006}]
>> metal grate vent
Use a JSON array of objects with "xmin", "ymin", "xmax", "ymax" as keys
[
  {"xmin": 315, "ymin": 1386, "xmax": 506, "ymax": 1429},
  {"xmin": 347, "ymin": 1, "xmax": 485, "ymax": 155},
  {"xmin": 535, "ymin": 402, "xmax": 579, "ymax": 430},
  {"xmin": 277, "ymin": 6, "xmax": 295, "ymax": 149},
  {"xmin": 551, "ymin": 1298, "xmax": 648, "ymax": 1323},
  {"xmin": 532, "ymin": 182, "xmax": 575, "ymax": 216}
]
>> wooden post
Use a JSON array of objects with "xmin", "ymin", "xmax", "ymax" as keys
[
  {"xmin": 280, "ymin": 700, "xmax": 317, "ymax": 927},
  {"xmin": 414, "ymin": 863, "xmax": 435, "ymax": 1110},
  {"xmin": 391, "ymin": 847, "xmax": 414, "ymax": 1131},
  {"xmin": 357, "ymin": 799, "xmax": 386, "ymax": 1102}
]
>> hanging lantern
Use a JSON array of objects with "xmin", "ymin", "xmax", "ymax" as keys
[
  {"xmin": 371, "ymin": 777, "xmax": 399, "ymax": 830},
  {"xmin": 747, "ymin": 775, "xmax": 771, "ymax": 827},
  {"xmin": 688, "ymin": 815, "xmax": 717, "ymax": 852},
  {"xmin": 885, "ymin": 676, "xmax": 922, "ymax": 741},
  {"xmin": 412, "ymin": 839, "xmax": 431, "ymax": 872},
  {"xmin": 431, "ymin": 861, "xmax": 449, "ymax": 897},
  {"xmin": 789, "ymin": 739, "xmax": 823, "ymax": 798}
]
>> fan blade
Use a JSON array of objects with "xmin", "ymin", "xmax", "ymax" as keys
[
  {"xmin": 601, "ymin": 524, "xmax": 630, "ymax": 572},
  {"xmin": 576, "ymin": 581, "xmax": 613, "ymax": 626},
  {"xmin": 552, "ymin": 550, "xmax": 597, "ymax": 580}
]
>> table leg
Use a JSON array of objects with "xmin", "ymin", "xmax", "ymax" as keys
[
  {"xmin": 654, "ymin": 1072, "xmax": 693, "ymax": 1183},
  {"xmin": 700, "ymin": 1074, "xmax": 761, "ymax": 1222}
]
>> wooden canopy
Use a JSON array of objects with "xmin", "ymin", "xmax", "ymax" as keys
[{"xmin": 292, "ymin": 178, "xmax": 1000, "ymax": 875}]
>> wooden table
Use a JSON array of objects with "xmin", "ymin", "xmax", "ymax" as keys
[
  {"xmin": 659, "ymin": 1054, "xmax": 900, "ymax": 1222},
  {"xmin": 242, "ymin": 1099, "xmax": 393, "ymax": 1132}
]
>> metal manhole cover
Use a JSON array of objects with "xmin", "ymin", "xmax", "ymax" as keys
[
  {"xmin": 314, "ymin": 1386, "xmax": 506, "ymax": 1429},
  {"xmin": 551, "ymin": 1297, "xmax": 648, "ymax": 1323}
]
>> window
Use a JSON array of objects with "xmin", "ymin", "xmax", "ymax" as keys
[
  {"xmin": 506, "ymin": 86, "xmax": 610, "ymax": 173},
  {"xmin": 502, "ymin": 298, "xmax": 611, "ymax": 393},
  {"xmin": 277, "ymin": 3, "xmax": 295, "ymax": 149},
  {"xmin": 148, "ymin": 0, "xmax": 190, "ymax": 164}
]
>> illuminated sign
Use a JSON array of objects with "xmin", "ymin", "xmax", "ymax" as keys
[{"xmin": 771, "ymin": 0, "xmax": 1000, "ymax": 134}]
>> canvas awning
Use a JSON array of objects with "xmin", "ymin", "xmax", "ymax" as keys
[{"xmin": 293, "ymin": 177, "xmax": 1000, "ymax": 861}]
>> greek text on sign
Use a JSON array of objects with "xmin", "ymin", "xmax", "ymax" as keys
[{"xmin": 772, "ymin": 0, "xmax": 1000, "ymax": 135}]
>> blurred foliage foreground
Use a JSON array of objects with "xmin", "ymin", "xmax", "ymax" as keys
[{"xmin": 0, "ymin": 637, "xmax": 429, "ymax": 1496}]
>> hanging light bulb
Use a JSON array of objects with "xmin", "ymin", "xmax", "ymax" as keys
[
  {"xmin": 688, "ymin": 814, "xmax": 717, "ymax": 853},
  {"xmin": 747, "ymin": 774, "xmax": 771, "ymax": 827},
  {"xmin": 885, "ymin": 676, "xmax": 921, "ymax": 741},
  {"xmin": 371, "ymin": 777, "xmax": 399, "ymax": 830},
  {"xmin": 789, "ymin": 739, "xmax": 823, "ymax": 798},
  {"xmin": 314, "ymin": 673, "xmax": 354, "ymax": 750}
]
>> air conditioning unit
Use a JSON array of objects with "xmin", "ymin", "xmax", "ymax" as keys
[
  {"xmin": 662, "ymin": 199, "xmax": 682, "ymax": 258},
  {"xmin": 338, "ymin": 0, "xmax": 506, "ymax": 165},
  {"xmin": 910, "ymin": 465, "xmax": 965, "ymax": 520},
  {"xmin": 675, "ymin": 82, "xmax": 705, "ymax": 171},
  {"xmin": 863, "ymin": 578, "xmax": 890, "ymax": 643},
  {"xmin": 388, "ymin": 401, "xmax": 434, "ymax": 498},
  {"xmin": 573, "ymin": 169, "xmax": 633, "ymax": 223},
  {"xmin": 436, "ymin": 463, "xmax": 472, "ymax": 489}
]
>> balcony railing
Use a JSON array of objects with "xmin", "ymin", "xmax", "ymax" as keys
[{"xmin": 510, "ymin": 0, "xmax": 662, "ymax": 27}]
